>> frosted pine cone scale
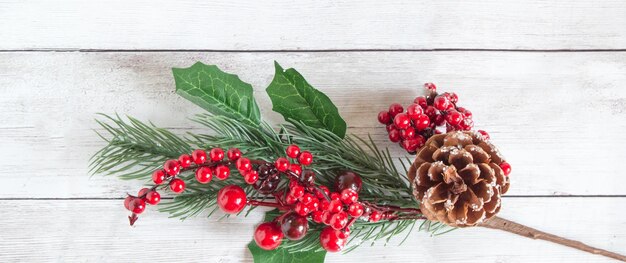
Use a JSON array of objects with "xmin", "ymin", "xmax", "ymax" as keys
[{"xmin": 408, "ymin": 131, "xmax": 510, "ymax": 227}]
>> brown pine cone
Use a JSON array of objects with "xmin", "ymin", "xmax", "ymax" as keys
[{"xmin": 408, "ymin": 131, "xmax": 510, "ymax": 227}]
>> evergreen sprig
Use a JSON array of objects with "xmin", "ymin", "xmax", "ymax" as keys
[
  {"xmin": 90, "ymin": 114, "xmax": 449, "ymax": 254},
  {"xmin": 89, "ymin": 114, "xmax": 193, "ymax": 180},
  {"xmin": 89, "ymin": 62, "xmax": 456, "ymax": 260}
]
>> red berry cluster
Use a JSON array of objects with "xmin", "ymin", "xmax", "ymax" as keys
[
  {"xmin": 378, "ymin": 83, "xmax": 477, "ymax": 154},
  {"xmin": 123, "ymin": 147, "xmax": 244, "ymax": 224},
  {"xmin": 124, "ymin": 145, "xmax": 423, "ymax": 252},
  {"xmin": 252, "ymin": 168, "xmax": 396, "ymax": 252}
]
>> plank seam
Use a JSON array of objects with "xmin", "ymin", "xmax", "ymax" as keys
[
  {"xmin": 2, "ymin": 48, "xmax": 626, "ymax": 53},
  {"xmin": 0, "ymin": 195, "xmax": 624, "ymax": 200}
]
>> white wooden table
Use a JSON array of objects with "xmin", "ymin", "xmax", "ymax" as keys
[{"xmin": 1, "ymin": 1, "xmax": 625, "ymax": 262}]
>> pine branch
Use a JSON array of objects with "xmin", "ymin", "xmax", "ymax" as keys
[
  {"xmin": 91, "ymin": 114, "xmax": 444, "ymax": 253},
  {"xmin": 89, "ymin": 114, "xmax": 193, "ymax": 180}
]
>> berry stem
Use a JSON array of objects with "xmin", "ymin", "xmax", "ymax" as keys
[
  {"xmin": 247, "ymin": 199, "xmax": 290, "ymax": 210},
  {"xmin": 362, "ymin": 201, "xmax": 421, "ymax": 214}
]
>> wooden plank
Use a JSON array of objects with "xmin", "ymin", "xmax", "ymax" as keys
[
  {"xmin": 0, "ymin": 197, "xmax": 623, "ymax": 262},
  {"xmin": 1, "ymin": 51, "xmax": 626, "ymax": 198},
  {"xmin": 1, "ymin": 0, "xmax": 626, "ymax": 50}
]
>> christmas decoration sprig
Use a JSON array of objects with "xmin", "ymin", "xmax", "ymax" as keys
[{"xmin": 90, "ymin": 61, "xmax": 626, "ymax": 262}]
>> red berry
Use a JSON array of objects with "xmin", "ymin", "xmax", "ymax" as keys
[
  {"xmin": 388, "ymin": 103, "xmax": 404, "ymax": 117},
  {"xmin": 169, "ymin": 179, "xmax": 186, "ymax": 193},
  {"xmin": 448, "ymin": 92, "xmax": 458, "ymax": 104},
  {"xmin": 138, "ymin": 187, "xmax": 150, "ymax": 197},
  {"xmin": 298, "ymin": 151, "xmax": 313, "ymax": 166},
  {"xmin": 152, "ymin": 170, "xmax": 166, "ymax": 185},
  {"xmin": 433, "ymin": 96, "xmax": 449, "ymax": 111},
  {"xmin": 286, "ymin": 145, "xmax": 301, "ymax": 158},
  {"xmin": 446, "ymin": 110, "xmax": 463, "ymax": 125},
  {"xmin": 178, "ymin": 154, "xmax": 192, "ymax": 168},
  {"xmin": 236, "ymin": 158, "xmax": 252, "ymax": 172},
  {"xmin": 300, "ymin": 193, "xmax": 315, "ymax": 204},
  {"xmin": 163, "ymin": 160, "xmax": 181, "ymax": 176},
  {"xmin": 145, "ymin": 191, "xmax": 161, "ymax": 205},
  {"xmin": 400, "ymin": 127, "xmax": 416, "ymax": 139},
  {"xmin": 393, "ymin": 113, "xmax": 411, "ymax": 129},
  {"xmin": 290, "ymin": 185, "xmax": 305, "ymax": 199},
  {"xmin": 195, "ymin": 167, "xmax": 213, "ymax": 184},
  {"xmin": 322, "ymin": 211, "xmax": 333, "ymax": 225},
  {"xmin": 215, "ymin": 165, "xmax": 230, "ymax": 180},
  {"xmin": 340, "ymin": 189, "xmax": 358, "ymax": 204},
  {"xmin": 348, "ymin": 203, "xmax": 364, "ymax": 217},
  {"xmin": 463, "ymin": 109, "xmax": 472, "ymax": 119},
  {"xmin": 413, "ymin": 96, "xmax": 428, "ymax": 108},
  {"xmin": 388, "ymin": 129, "xmax": 401, "ymax": 142},
  {"xmin": 500, "ymin": 162, "xmax": 512, "ymax": 176},
  {"xmin": 289, "ymin": 179, "xmax": 299, "ymax": 188},
  {"xmin": 312, "ymin": 211, "xmax": 325, "ymax": 223},
  {"xmin": 406, "ymin": 104, "xmax": 423, "ymax": 119},
  {"xmin": 209, "ymin": 148, "xmax": 224, "ymax": 162},
  {"xmin": 227, "ymin": 148, "xmax": 242, "ymax": 161},
  {"xmin": 424, "ymin": 106, "xmax": 438, "ymax": 117},
  {"xmin": 290, "ymin": 163, "xmax": 302, "ymax": 175},
  {"xmin": 329, "ymin": 211, "xmax": 349, "ymax": 230},
  {"xmin": 434, "ymin": 114, "xmax": 446, "ymax": 126},
  {"xmin": 385, "ymin": 124, "xmax": 396, "ymax": 132},
  {"xmin": 319, "ymin": 226, "xmax": 348, "ymax": 252},
  {"xmin": 377, "ymin": 111, "xmax": 392, "ymax": 124},
  {"xmin": 275, "ymin": 157, "xmax": 290, "ymax": 172},
  {"xmin": 306, "ymin": 197, "xmax": 320, "ymax": 211},
  {"xmin": 401, "ymin": 138, "xmax": 419, "ymax": 153},
  {"xmin": 329, "ymin": 192, "xmax": 341, "ymax": 201},
  {"xmin": 320, "ymin": 200, "xmax": 330, "ymax": 211},
  {"xmin": 415, "ymin": 135, "xmax": 426, "ymax": 147},
  {"xmin": 459, "ymin": 118, "xmax": 474, "ymax": 131},
  {"xmin": 415, "ymin": 114, "xmax": 431, "ymax": 131},
  {"xmin": 129, "ymin": 198, "xmax": 146, "ymax": 214},
  {"xmin": 244, "ymin": 170, "xmax": 259, "ymax": 184},
  {"xmin": 369, "ymin": 210, "xmax": 382, "ymax": 222},
  {"xmin": 217, "ymin": 185, "xmax": 247, "ymax": 214},
  {"xmin": 478, "ymin": 130, "xmax": 490, "ymax": 140},
  {"xmin": 335, "ymin": 171, "xmax": 362, "ymax": 193},
  {"xmin": 328, "ymin": 200, "xmax": 343, "ymax": 214},
  {"xmin": 191, "ymin": 149, "xmax": 207, "ymax": 164},
  {"xmin": 124, "ymin": 196, "xmax": 134, "ymax": 211},
  {"xmin": 295, "ymin": 202, "xmax": 311, "ymax": 216},
  {"xmin": 285, "ymin": 194, "xmax": 298, "ymax": 205},
  {"xmin": 254, "ymin": 222, "xmax": 283, "ymax": 250},
  {"xmin": 280, "ymin": 212, "xmax": 309, "ymax": 240},
  {"xmin": 424, "ymin": 82, "xmax": 437, "ymax": 91}
]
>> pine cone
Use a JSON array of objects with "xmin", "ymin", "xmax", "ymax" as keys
[{"xmin": 408, "ymin": 131, "xmax": 510, "ymax": 227}]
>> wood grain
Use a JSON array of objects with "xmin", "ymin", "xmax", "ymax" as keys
[
  {"xmin": 1, "ymin": 0, "xmax": 626, "ymax": 50},
  {"xmin": 0, "ymin": 198, "xmax": 622, "ymax": 262},
  {"xmin": 1, "ymin": 51, "xmax": 626, "ymax": 198}
]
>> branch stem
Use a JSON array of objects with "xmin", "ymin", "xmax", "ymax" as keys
[{"xmin": 480, "ymin": 216, "xmax": 626, "ymax": 262}]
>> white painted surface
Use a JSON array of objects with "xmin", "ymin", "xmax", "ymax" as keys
[
  {"xmin": 1, "ymin": 0, "xmax": 626, "ymax": 50},
  {"xmin": 0, "ymin": 1, "xmax": 624, "ymax": 262},
  {"xmin": 0, "ymin": 198, "xmax": 623, "ymax": 262}
]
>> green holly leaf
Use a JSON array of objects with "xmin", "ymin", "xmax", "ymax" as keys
[
  {"xmin": 266, "ymin": 62, "xmax": 346, "ymax": 138},
  {"xmin": 248, "ymin": 241, "xmax": 326, "ymax": 263},
  {"xmin": 173, "ymin": 62, "xmax": 261, "ymax": 126}
]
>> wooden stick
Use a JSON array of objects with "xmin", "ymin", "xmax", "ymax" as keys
[{"xmin": 479, "ymin": 216, "xmax": 626, "ymax": 262}]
